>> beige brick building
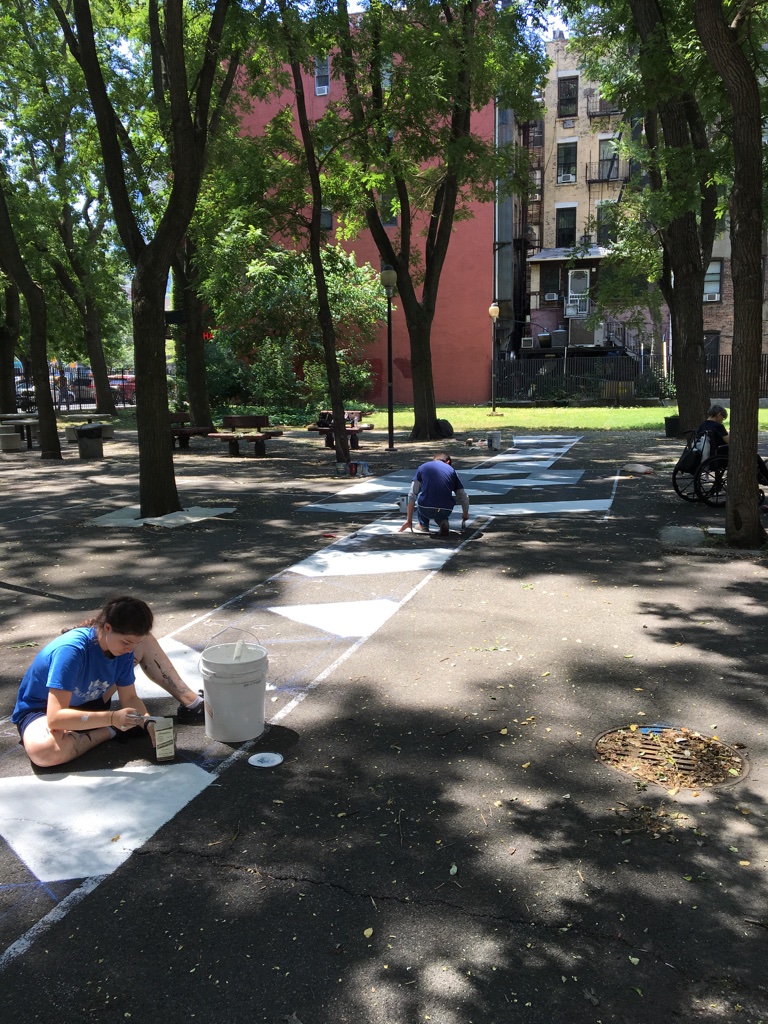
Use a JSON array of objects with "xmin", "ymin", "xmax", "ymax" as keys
[{"xmin": 520, "ymin": 33, "xmax": 767, "ymax": 372}]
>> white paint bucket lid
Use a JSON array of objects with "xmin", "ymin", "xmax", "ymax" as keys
[
  {"xmin": 248, "ymin": 752, "xmax": 283, "ymax": 768},
  {"xmin": 202, "ymin": 642, "xmax": 266, "ymax": 666}
]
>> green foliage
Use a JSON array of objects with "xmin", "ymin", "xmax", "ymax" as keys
[{"xmin": 200, "ymin": 229, "xmax": 383, "ymax": 412}]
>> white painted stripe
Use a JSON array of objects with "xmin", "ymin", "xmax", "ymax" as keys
[
  {"xmin": 0, "ymin": 875, "xmax": 108, "ymax": 972},
  {"xmin": 469, "ymin": 498, "xmax": 613, "ymax": 516}
]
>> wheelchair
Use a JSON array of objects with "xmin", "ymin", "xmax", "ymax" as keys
[{"xmin": 672, "ymin": 430, "xmax": 768, "ymax": 508}]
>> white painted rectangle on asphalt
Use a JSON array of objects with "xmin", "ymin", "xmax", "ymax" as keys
[{"xmin": 0, "ymin": 764, "xmax": 212, "ymax": 882}]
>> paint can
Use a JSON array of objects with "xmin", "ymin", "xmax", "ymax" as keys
[
  {"xmin": 199, "ymin": 636, "xmax": 268, "ymax": 742},
  {"xmin": 487, "ymin": 430, "xmax": 502, "ymax": 451},
  {"xmin": 147, "ymin": 716, "xmax": 175, "ymax": 762},
  {"xmin": 349, "ymin": 462, "xmax": 359, "ymax": 476},
  {"xmin": 397, "ymin": 494, "xmax": 409, "ymax": 514},
  {"xmin": 335, "ymin": 462, "xmax": 347, "ymax": 476}
]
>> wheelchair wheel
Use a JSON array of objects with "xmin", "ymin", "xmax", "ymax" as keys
[
  {"xmin": 672, "ymin": 466, "xmax": 698, "ymax": 502},
  {"xmin": 695, "ymin": 456, "xmax": 728, "ymax": 508}
]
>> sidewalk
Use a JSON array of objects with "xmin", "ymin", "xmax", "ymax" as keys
[{"xmin": 1, "ymin": 425, "xmax": 766, "ymax": 1023}]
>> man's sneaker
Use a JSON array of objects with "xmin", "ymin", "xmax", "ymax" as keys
[
  {"xmin": 438, "ymin": 521, "xmax": 450, "ymax": 537},
  {"xmin": 177, "ymin": 691, "xmax": 205, "ymax": 723},
  {"xmin": 413, "ymin": 523, "xmax": 430, "ymax": 533}
]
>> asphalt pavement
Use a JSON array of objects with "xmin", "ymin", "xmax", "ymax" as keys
[{"xmin": 1, "ymin": 423, "xmax": 767, "ymax": 1024}]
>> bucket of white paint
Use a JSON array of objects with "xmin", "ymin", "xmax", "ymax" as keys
[
  {"xmin": 487, "ymin": 430, "xmax": 502, "ymax": 451},
  {"xmin": 199, "ymin": 635, "xmax": 268, "ymax": 742},
  {"xmin": 397, "ymin": 494, "xmax": 409, "ymax": 514}
]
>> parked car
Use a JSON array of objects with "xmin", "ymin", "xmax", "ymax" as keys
[
  {"xmin": 67, "ymin": 374, "xmax": 96, "ymax": 403},
  {"xmin": 108, "ymin": 374, "xmax": 136, "ymax": 404},
  {"xmin": 15, "ymin": 377, "xmax": 36, "ymax": 412}
]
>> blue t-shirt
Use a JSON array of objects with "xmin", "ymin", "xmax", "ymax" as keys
[
  {"xmin": 413, "ymin": 459, "xmax": 464, "ymax": 510},
  {"xmin": 12, "ymin": 627, "xmax": 135, "ymax": 722}
]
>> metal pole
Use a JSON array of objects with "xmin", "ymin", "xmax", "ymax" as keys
[
  {"xmin": 386, "ymin": 292, "xmax": 395, "ymax": 451},
  {"xmin": 491, "ymin": 323, "xmax": 497, "ymax": 413}
]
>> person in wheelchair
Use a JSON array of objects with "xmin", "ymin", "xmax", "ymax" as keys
[
  {"xmin": 697, "ymin": 403, "xmax": 768, "ymax": 493},
  {"xmin": 696, "ymin": 404, "xmax": 729, "ymax": 455}
]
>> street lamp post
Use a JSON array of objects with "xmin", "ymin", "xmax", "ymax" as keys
[
  {"xmin": 488, "ymin": 301, "xmax": 500, "ymax": 413},
  {"xmin": 380, "ymin": 265, "xmax": 398, "ymax": 451}
]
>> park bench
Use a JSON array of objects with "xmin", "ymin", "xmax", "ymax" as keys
[
  {"xmin": 307, "ymin": 410, "xmax": 374, "ymax": 450},
  {"xmin": 170, "ymin": 413, "xmax": 213, "ymax": 449},
  {"xmin": 208, "ymin": 415, "xmax": 283, "ymax": 457}
]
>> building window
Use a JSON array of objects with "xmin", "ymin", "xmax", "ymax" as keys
[
  {"xmin": 558, "ymin": 77, "xmax": 578, "ymax": 118},
  {"xmin": 557, "ymin": 142, "xmax": 577, "ymax": 183},
  {"xmin": 314, "ymin": 56, "xmax": 330, "ymax": 96},
  {"xmin": 703, "ymin": 260, "xmax": 722, "ymax": 302},
  {"xmin": 598, "ymin": 138, "xmax": 619, "ymax": 180},
  {"xmin": 596, "ymin": 204, "xmax": 615, "ymax": 246},
  {"xmin": 320, "ymin": 206, "xmax": 333, "ymax": 231},
  {"xmin": 528, "ymin": 119, "xmax": 544, "ymax": 147},
  {"xmin": 556, "ymin": 207, "xmax": 577, "ymax": 247},
  {"xmin": 541, "ymin": 264, "xmax": 560, "ymax": 298}
]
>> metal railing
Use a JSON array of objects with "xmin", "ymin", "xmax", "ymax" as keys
[
  {"xmin": 12, "ymin": 367, "xmax": 136, "ymax": 412},
  {"xmin": 496, "ymin": 354, "xmax": 666, "ymax": 402}
]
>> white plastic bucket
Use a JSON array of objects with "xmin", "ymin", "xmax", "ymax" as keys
[
  {"xmin": 487, "ymin": 430, "xmax": 502, "ymax": 451},
  {"xmin": 199, "ymin": 641, "xmax": 268, "ymax": 742}
]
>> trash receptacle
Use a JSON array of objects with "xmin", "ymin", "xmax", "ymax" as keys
[
  {"xmin": 75, "ymin": 424, "xmax": 103, "ymax": 460},
  {"xmin": 664, "ymin": 415, "xmax": 681, "ymax": 438}
]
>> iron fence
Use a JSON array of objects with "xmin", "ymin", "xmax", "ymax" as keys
[
  {"xmin": 13, "ymin": 367, "xmax": 136, "ymax": 412},
  {"xmin": 496, "ymin": 354, "xmax": 667, "ymax": 402}
]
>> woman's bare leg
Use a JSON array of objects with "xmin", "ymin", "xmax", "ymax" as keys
[
  {"xmin": 22, "ymin": 715, "xmax": 112, "ymax": 768},
  {"xmin": 133, "ymin": 634, "xmax": 200, "ymax": 706}
]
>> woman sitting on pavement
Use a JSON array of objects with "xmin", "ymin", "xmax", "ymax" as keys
[{"xmin": 12, "ymin": 596, "xmax": 164, "ymax": 768}]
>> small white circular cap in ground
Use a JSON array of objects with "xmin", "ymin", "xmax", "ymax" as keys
[{"xmin": 248, "ymin": 752, "xmax": 283, "ymax": 768}]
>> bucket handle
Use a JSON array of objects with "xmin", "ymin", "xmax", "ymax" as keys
[{"xmin": 198, "ymin": 624, "xmax": 262, "ymax": 672}]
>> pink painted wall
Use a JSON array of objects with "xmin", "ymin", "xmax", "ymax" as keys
[{"xmin": 238, "ymin": 86, "xmax": 494, "ymax": 407}]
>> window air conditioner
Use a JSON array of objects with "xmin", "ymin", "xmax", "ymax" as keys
[
  {"xmin": 703, "ymin": 292, "xmax": 720, "ymax": 302},
  {"xmin": 557, "ymin": 173, "xmax": 575, "ymax": 183},
  {"xmin": 316, "ymin": 85, "xmax": 329, "ymax": 96},
  {"xmin": 521, "ymin": 336, "xmax": 534, "ymax": 348},
  {"xmin": 544, "ymin": 292, "xmax": 559, "ymax": 302},
  {"xmin": 565, "ymin": 303, "xmax": 579, "ymax": 317},
  {"xmin": 562, "ymin": 119, "xmax": 575, "ymax": 129}
]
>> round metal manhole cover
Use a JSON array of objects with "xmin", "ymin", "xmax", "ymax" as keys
[{"xmin": 594, "ymin": 724, "xmax": 748, "ymax": 790}]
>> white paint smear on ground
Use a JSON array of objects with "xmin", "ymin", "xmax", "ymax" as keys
[
  {"xmin": 268, "ymin": 599, "xmax": 400, "ymax": 638},
  {"xmin": 0, "ymin": 763, "xmax": 211, "ymax": 882},
  {"xmin": 287, "ymin": 547, "xmax": 454, "ymax": 577}
]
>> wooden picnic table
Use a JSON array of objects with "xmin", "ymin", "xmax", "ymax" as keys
[
  {"xmin": 307, "ymin": 411, "xmax": 374, "ymax": 449},
  {"xmin": 168, "ymin": 413, "xmax": 213, "ymax": 449},
  {"xmin": 208, "ymin": 415, "xmax": 284, "ymax": 457}
]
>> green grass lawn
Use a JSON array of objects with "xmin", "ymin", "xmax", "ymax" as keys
[
  {"xmin": 365, "ymin": 405, "xmax": 682, "ymax": 432},
  {"xmin": 95, "ymin": 403, "xmax": 768, "ymax": 435}
]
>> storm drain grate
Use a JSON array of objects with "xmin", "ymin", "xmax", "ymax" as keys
[{"xmin": 594, "ymin": 724, "xmax": 747, "ymax": 790}]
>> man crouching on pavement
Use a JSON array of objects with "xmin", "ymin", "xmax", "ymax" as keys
[{"xmin": 399, "ymin": 452, "xmax": 469, "ymax": 536}]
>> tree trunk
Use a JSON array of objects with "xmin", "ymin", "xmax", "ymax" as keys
[
  {"xmin": 84, "ymin": 296, "xmax": 116, "ymax": 415},
  {"xmin": 695, "ymin": 0, "xmax": 765, "ymax": 548},
  {"xmin": 629, "ymin": 0, "xmax": 715, "ymax": 424},
  {"xmin": 133, "ymin": 256, "xmax": 181, "ymax": 517},
  {"xmin": 0, "ymin": 175, "xmax": 61, "ymax": 459},
  {"xmin": 0, "ymin": 284, "xmax": 21, "ymax": 413},
  {"xmin": 173, "ymin": 242, "xmax": 213, "ymax": 427},
  {"xmin": 284, "ymin": 37, "xmax": 350, "ymax": 461},
  {"xmin": 405, "ymin": 303, "xmax": 438, "ymax": 440}
]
